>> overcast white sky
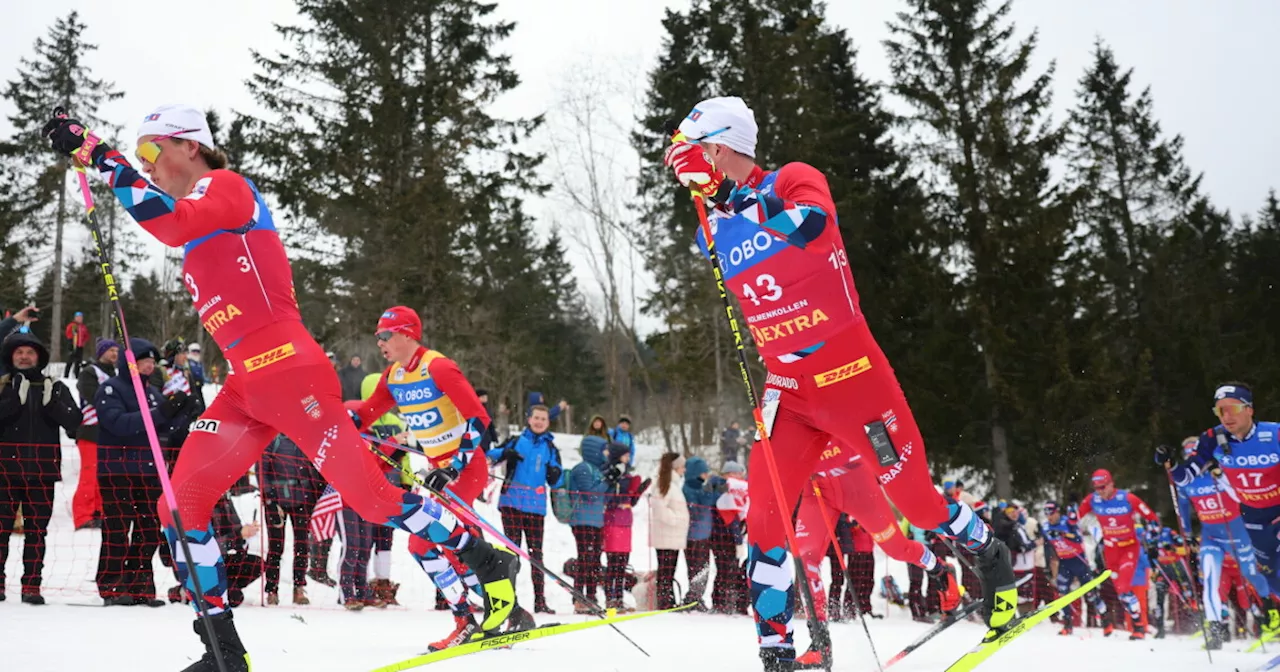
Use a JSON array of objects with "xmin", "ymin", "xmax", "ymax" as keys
[{"xmin": 3, "ymin": 0, "xmax": 1277, "ymax": 330}]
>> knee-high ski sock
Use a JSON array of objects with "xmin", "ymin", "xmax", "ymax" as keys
[{"xmin": 165, "ymin": 525, "xmax": 229, "ymax": 615}]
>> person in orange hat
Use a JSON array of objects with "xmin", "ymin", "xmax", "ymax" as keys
[{"xmin": 356, "ymin": 306, "xmax": 532, "ymax": 650}]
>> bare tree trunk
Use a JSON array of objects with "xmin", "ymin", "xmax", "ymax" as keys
[{"xmin": 984, "ymin": 347, "xmax": 1012, "ymax": 499}]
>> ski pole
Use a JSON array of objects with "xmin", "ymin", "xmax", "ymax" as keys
[
  {"xmin": 811, "ymin": 479, "xmax": 884, "ymax": 671},
  {"xmin": 56, "ymin": 107, "xmax": 229, "ymax": 672},
  {"xmin": 670, "ymin": 125, "xmax": 833, "ymax": 666},
  {"xmin": 357, "ymin": 433, "xmax": 650, "ymax": 657}
]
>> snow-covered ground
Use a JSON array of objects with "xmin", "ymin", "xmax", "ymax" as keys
[{"xmin": 0, "ymin": 382, "xmax": 1261, "ymax": 670}]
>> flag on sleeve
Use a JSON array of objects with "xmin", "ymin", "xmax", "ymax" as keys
[{"xmin": 308, "ymin": 484, "xmax": 343, "ymax": 541}]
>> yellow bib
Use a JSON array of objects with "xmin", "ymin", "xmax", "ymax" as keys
[{"xmin": 385, "ymin": 350, "xmax": 465, "ymax": 465}]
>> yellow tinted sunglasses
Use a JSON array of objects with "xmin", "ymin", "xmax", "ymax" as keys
[
  {"xmin": 136, "ymin": 129, "xmax": 199, "ymax": 164},
  {"xmin": 1213, "ymin": 402, "xmax": 1252, "ymax": 418}
]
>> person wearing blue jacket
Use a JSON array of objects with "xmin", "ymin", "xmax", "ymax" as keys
[
  {"xmin": 568, "ymin": 418, "xmax": 610, "ymax": 612},
  {"xmin": 488, "ymin": 404, "xmax": 562, "ymax": 613},
  {"xmin": 683, "ymin": 456, "xmax": 725, "ymax": 610},
  {"xmin": 94, "ymin": 338, "xmax": 192, "ymax": 607},
  {"xmin": 526, "ymin": 391, "xmax": 567, "ymax": 422},
  {"xmin": 609, "ymin": 415, "xmax": 636, "ymax": 463}
]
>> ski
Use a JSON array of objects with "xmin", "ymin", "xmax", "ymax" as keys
[
  {"xmin": 1245, "ymin": 653, "xmax": 1280, "ymax": 671},
  {"xmin": 942, "ymin": 570, "xmax": 1112, "ymax": 672},
  {"xmin": 885, "ymin": 600, "xmax": 985, "ymax": 668},
  {"xmin": 369, "ymin": 602, "xmax": 696, "ymax": 671},
  {"xmin": 1246, "ymin": 627, "xmax": 1280, "ymax": 653}
]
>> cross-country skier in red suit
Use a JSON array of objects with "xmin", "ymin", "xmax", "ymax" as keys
[
  {"xmin": 42, "ymin": 105, "xmax": 522, "ymax": 671},
  {"xmin": 355, "ymin": 307, "xmax": 535, "ymax": 650},
  {"xmin": 663, "ymin": 96, "xmax": 1017, "ymax": 672},
  {"xmin": 1077, "ymin": 468, "xmax": 1156, "ymax": 639}
]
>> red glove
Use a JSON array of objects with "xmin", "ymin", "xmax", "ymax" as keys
[{"xmin": 663, "ymin": 141, "xmax": 726, "ymax": 200}]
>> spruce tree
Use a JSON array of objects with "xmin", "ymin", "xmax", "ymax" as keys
[
  {"xmin": 241, "ymin": 0, "xmax": 594, "ymax": 399},
  {"xmin": 886, "ymin": 0, "xmax": 1071, "ymax": 497},
  {"xmin": 3, "ymin": 11, "xmax": 121, "ymax": 360}
]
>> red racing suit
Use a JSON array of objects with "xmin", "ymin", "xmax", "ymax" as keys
[
  {"xmin": 796, "ymin": 442, "xmax": 934, "ymax": 621},
  {"xmin": 1078, "ymin": 489, "xmax": 1155, "ymax": 594},
  {"xmin": 90, "ymin": 155, "xmax": 407, "ymax": 534},
  {"xmin": 698, "ymin": 163, "xmax": 955, "ymax": 558}
]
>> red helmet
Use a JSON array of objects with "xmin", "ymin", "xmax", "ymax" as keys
[
  {"xmin": 1091, "ymin": 468, "xmax": 1113, "ymax": 489},
  {"xmin": 376, "ymin": 306, "xmax": 422, "ymax": 342}
]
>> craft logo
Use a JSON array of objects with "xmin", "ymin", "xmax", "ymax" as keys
[
  {"xmin": 301, "ymin": 394, "xmax": 322, "ymax": 420},
  {"xmin": 813, "ymin": 356, "xmax": 872, "ymax": 388},
  {"xmin": 244, "ymin": 342, "xmax": 296, "ymax": 372}
]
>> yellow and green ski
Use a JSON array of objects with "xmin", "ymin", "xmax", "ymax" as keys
[
  {"xmin": 1246, "ymin": 626, "xmax": 1280, "ymax": 653},
  {"xmin": 369, "ymin": 602, "xmax": 696, "ymax": 671},
  {"xmin": 944, "ymin": 570, "xmax": 1112, "ymax": 672}
]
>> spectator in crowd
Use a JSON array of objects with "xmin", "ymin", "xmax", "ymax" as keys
[
  {"xmin": 154, "ymin": 337, "xmax": 203, "ymax": 465},
  {"xmin": 326, "ymin": 350, "xmax": 339, "ymax": 370},
  {"xmin": 682, "ymin": 456, "xmax": 721, "ymax": 611},
  {"xmin": 333, "ymin": 401, "xmax": 386, "ymax": 610},
  {"xmin": 95, "ymin": 338, "xmax": 191, "ymax": 607},
  {"xmin": 826, "ymin": 515, "xmax": 856, "ymax": 621},
  {"xmin": 170, "ymin": 493, "xmax": 263, "ymax": 608},
  {"xmin": 993, "ymin": 501, "xmax": 1034, "ymax": 613},
  {"xmin": 603, "ymin": 441, "xmax": 647, "ymax": 613},
  {"xmin": 260, "ymin": 434, "xmax": 323, "ymax": 606},
  {"xmin": 362, "ymin": 373, "xmax": 412, "ymax": 607},
  {"xmin": 525, "ymin": 391, "xmax": 568, "ymax": 422},
  {"xmin": 720, "ymin": 421, "xmax": 742, "ymax": 464},
  {"xmin": 339, "ymin": 355, "xmax": 366, "ymax": 402},
  {"xmin": 72, "ymin": 338, "xmax": 118, "ymax": 531},
  {"xmin": 609, "ymin": 415, "xmax": 635, "ymax": 463},
  {"xmin": 709, "ymin": 460, "xmax": 748, "ymax": 614},
  {"xmin": 0, "ymin": 332, "xmax": 82, "ymax": 604},
  {"xmin": 905, "ymin": 523, "xmax": 930, "ymax": 622},
  {"xmin": 945, "ymin": 480, "xmax": 978, "ymax": 508},
  {"xmin": 586, "ymin": 414, "xmax": 608, "ymax": 439},
  {"xmin": 185, "ymin": 342, "xmax": 205, "ymax": 388},
  {"xmin": 0, "ymin": 306, "xmax": 37, "ymax": 377},
  {"xmin": 63, "ymin": 311, "xmax": 91, "ymax": 379},
  {"xmin": 648, "ymin": 452, "xmax": 689, "ymax": 610},
  {"xmin": 847, "ymin": 517, "xmax": 877, "ymax": 618},
  {"xmin": 488, "ymin": 404, "xmax": 562, "ymax": 613},
  {"xmin": 568, "ymin": 419, "xmax": 610, "ymax": 613},
  {"xmin": 474, "ymin": 388, "xmax": 499, "ymax": 450}
]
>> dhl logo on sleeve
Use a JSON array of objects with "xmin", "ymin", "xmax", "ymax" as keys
[
  {"xmin": 243, "ymin": 342, "xmax": 297, "ymax": 372},
  {"xmin": 813, "ymin": 356, "xmax": 872, "ymax": 388}
]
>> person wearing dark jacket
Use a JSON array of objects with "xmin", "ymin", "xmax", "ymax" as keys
[
  {"xmin": 72, "ymin": 338, "xmax": 118, "ymax": 530},
  {"xmin": 338, "ymin": 355, "xmax": 366, "ymax": 401},
  {"xmin": 261, "ymin": 434, "xmax": 324, "ymax": 605},
  {"xmin": 151, "ymin": 337, "xmax": 203, "ymax": 463},
  {"xmin": 487, "ymin": 404, "xmax": 562, "ymax": 613},
  {"xmin": 0, "ymin": 332, "xmax": 82, "ymax": 604},
  {"xmin": 475, "ymin": 388, "xmax": 499, "ymax": 450},
  {"xmin": 94, "ymin": 338, "xmax": 192, "ymax": 606}
]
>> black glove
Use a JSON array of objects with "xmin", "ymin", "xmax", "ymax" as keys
[
  {"xmin": 1154, "ymin": 444, "xmax": 1176, "ymax": 467},
  {"xmin": 545, "ymin": 464, "xmax": 562, "ymax": 486},
  {"xmin": 603, "ymin": 464, "xmax": 622, "ymax": 484},
  {"xmin": 161, "ymin": 390, "xmax": 190, "ymax": 417},
  {"xmin": 424, "ymin": 466, "xmax": 459, "ymax": 493},
  {"xmin": 42, "ymin": 116, "xmax": 110, "ymax": 164},
  {"xmin": 501, "ymin": 444, "xmax": 523, "ymax": 464},
  {"xmin": 706, "ymin": 475, "xmax": 729, "ymax": 494}
]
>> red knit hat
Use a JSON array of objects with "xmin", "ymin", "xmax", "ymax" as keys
[{"xmin": 376, "ymin": 306, "xmax": 422, "ymax": 341}]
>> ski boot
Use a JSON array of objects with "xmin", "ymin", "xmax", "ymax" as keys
[
  {"xmin": 506, "ymin": 604, "xmax": 537, "ymax": 633},
  {"xmin": 455, "ymin": 536, "xmax": 520, "ymax": 632},
  {"xmin": 1101, "ymin": 611, "xmax": 1114, "ymax": 637},
  {"xmin": 1153, "ymin": 617, "xmax": 1166, "ymax": 639},
  {"xmin": 1058, "ymin": 623, "xmax": 1073, "ymax": 636},
  {"xmin": 759, "ymin": 646, "xmax": 796, "ymax": 672},
  {"xmin": 974, "ymin": 538, "xmax": 1018, "ymax": 641},
  {"xmin": 1263, "ymin": 596, "xmax": 1280, "ymax": 637},
  {"xmin": 929, "ymin": 562, "xmax": 962, "ymax": 615},
  {"xmin": 1205, "ymin": 620, "xmax": 1224, "ymax": 651},
  {"xmin": 1129, "ymin": 621, "xmax": 1146, "ymax": 640},
  {"xmin": 429, "ymin": 609, "xmax": 481, "ymax": 652},
  {"xmin": 180, "ymin": 611, "xmax": 251, "ymax": 672},
  {"xmin": 794, "ymin": 623, "xmax": 830, "ymax": 670}
]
